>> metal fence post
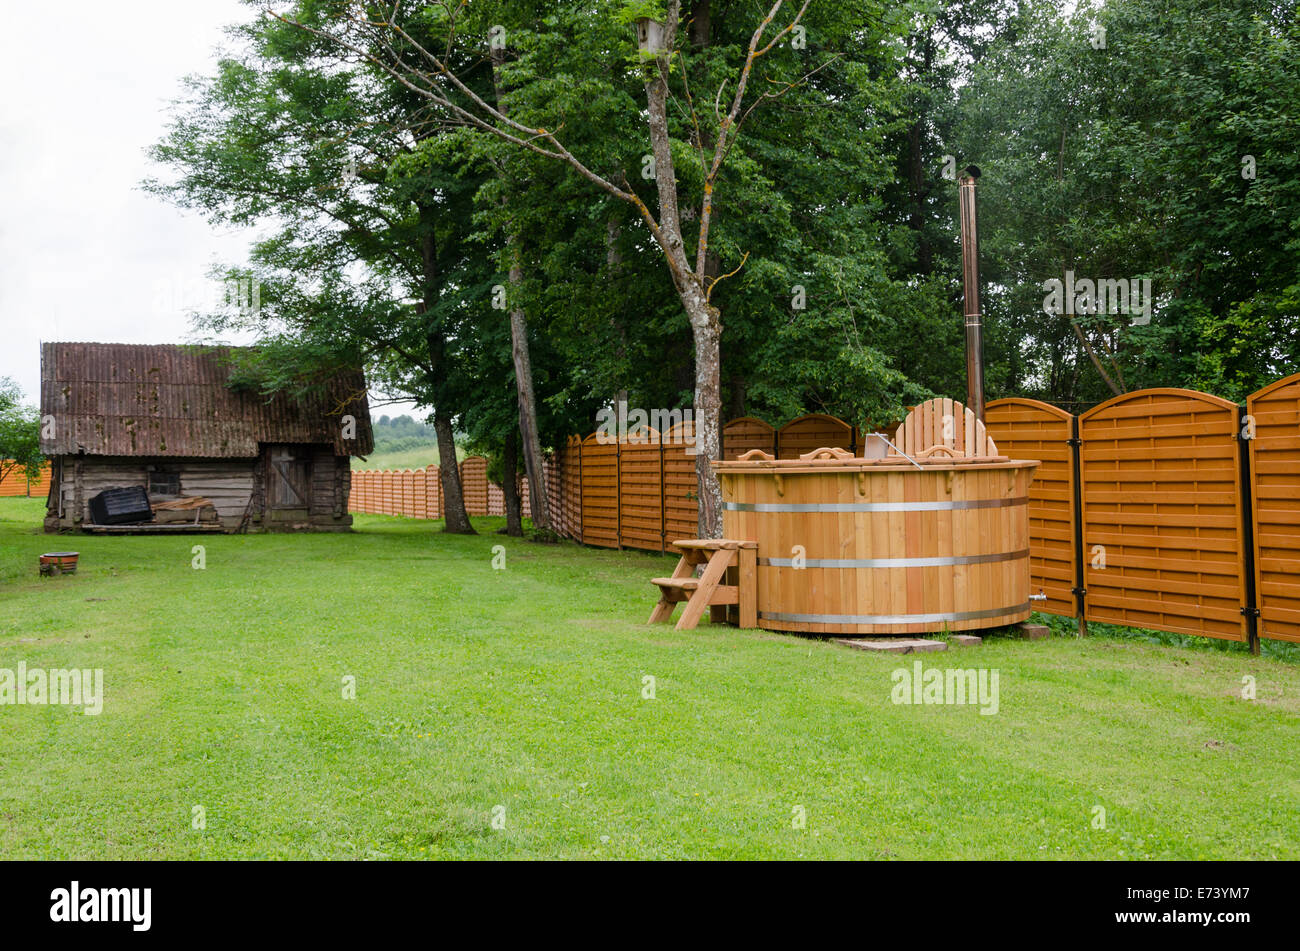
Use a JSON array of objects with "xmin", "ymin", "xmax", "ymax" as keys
[
  {"xmin": 1236, "ymin": 404, "xmax": 1262, "ymax": 655},
  {"xmin": 1070, "ymin": 414, "xmax": 1088, "ymax": 637}
]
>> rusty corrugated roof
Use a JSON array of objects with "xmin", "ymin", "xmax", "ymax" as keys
[{"xmin": 40, "ymin": 343, "xmax": 373, "ymax": 458}]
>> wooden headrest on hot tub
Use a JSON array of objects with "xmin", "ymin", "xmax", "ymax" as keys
[{"xmin": 891, "ymin": 398, "xmax": 997, "ymax": 459}]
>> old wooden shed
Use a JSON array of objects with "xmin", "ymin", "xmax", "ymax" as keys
[{"xmin": 40, "ymin": 342, "xmax": 373, "ymax": 533}]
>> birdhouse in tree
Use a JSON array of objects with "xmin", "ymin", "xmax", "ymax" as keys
[{"xmin": 634, "ymin": 17, "xmax": 666, "ymax": 53}]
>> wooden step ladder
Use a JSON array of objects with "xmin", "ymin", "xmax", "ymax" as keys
[{"xmin": 648, "ymin": 539, "xmax": 758, "ymax": 631}]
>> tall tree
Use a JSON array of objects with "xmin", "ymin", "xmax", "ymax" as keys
[
  {"xmin": 147, "ymin": 5, "xmax": 507, "ymax": 532},
  {"xmin": 955, "ymin": 0, "xmax": 1300, "ymax": 406},
  {"xmin": 272, "ymin": 0, "xmax": 849, "ymax": 536},
  {"xmin": 0, "ymin": 378, "xmax": 42, "ymax": 487}
]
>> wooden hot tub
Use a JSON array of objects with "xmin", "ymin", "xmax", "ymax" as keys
[{"xmin": 713, "ymin": 403, "xmax": 1039, "ymax": 635}]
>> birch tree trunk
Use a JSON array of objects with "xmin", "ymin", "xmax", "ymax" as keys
[{"xmin": 643, "ymin": 7, "xmax": 724, "ymax": 538}]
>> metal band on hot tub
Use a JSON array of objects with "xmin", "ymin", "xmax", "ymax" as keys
[
  {"xmin": 760, "ymin": 602, "xmax": 1031, "ymax": 625},
  {"xmin": 724, "ymin": 496, "xmax": 1028, "ymax": 513},
  {"xmin": 758, "ymin": 548, "xmax": 1028, "ymax": 569}
]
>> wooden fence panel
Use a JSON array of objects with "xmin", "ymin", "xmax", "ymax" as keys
[
  {"xmin": 544, "ymin": 454, "xmax": 562, "ymax": 531},
  {"xmin": 412, "ymin": 469, "xmax": 428, "ymax": 519},
  {"xmin": 986, "ymin": 398, "xmax": 1077, "ymax": 617},
  {"xmin": 661, "ymin": 420, "xmax": 699, "ymax": 546},
  {"xmin": 777, "ymin": 413, "xmax": 856, "ymax": 458},
  {"xmin": 426, "ymin": 465, "xmax": 441, "ymax": 519},
  {"xmin": 561, "ymin": 437, "xmax": 583, "ymax": 541},
  {"xmin": 460, "ymin": 456, "xmax": 489, "ymax": 516},
  {"xmin": 0, "ymin": 462, "xmax": 52, "ymax": 498},
  {"xmin": 579, "ymin": 433, "xmax": 619, "ymax": 547},
  {"xmin": 1079, "ymin": 389, "xmax": 1246, "ymax": 641},
  {"xmin": 347, "ymin": 470, "xmax": 360, "ymax": 512},
  {"xmin": 1247, "ymin": 372, "xmax": 1300, "ymax": 643},
  {"xmin": 722, "ymin": 417, "xmax": 776, "ymax": 459},
  {"xmin": 617, "ymin": 430, "xmax": 663, "ymax": 552}
]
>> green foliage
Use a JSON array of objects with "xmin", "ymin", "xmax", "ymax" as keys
[
  {"xmin": 0, "ymin": 378, "xmax": 42, "ymax": 483},
  {"xmin": 149, "ymin": 0, "xmax": 1300, "ymax": 450},
  {"xmin": 370, "ymin": 415, "xmax": 440, "ymax": 455},
  {"xmin": 954, "ymin": 0, "xmax": 1300, "ymax": 405}
]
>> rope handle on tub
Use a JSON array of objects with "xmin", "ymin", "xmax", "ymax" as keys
[
  {"xmin": 915, "ymin": 444, "xmax": 964, "ymax": 460},
  {"xmin": 799, "ymin": 447, "xmax": 854, "ymax": 461}
]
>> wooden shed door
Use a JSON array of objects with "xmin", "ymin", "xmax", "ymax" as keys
[{"xmin": 267, "ymin": 446, "xmax": 312, "ymax": 510}]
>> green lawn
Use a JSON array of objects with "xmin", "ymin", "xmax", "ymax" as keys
[{"xmin": 0, "ymin": 496, "xmax": 1296, "ymax": 859}]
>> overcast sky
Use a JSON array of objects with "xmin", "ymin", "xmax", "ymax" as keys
[{"xmin": 0, "ymin": 1, "xmax": 416, "ymax": 417}]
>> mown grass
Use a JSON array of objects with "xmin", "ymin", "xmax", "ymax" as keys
[{"xmin": 0, "ymin": 496, "xmax": 1296, "ymax": 859}]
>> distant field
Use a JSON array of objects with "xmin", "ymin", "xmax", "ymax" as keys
[
  {"xmin": 352, "ymin": 446, "xmax": 459, "ymax": 471},
  {"xmin": 0, "ymin": 496, "xmax": 1297, "ymax": 859}
]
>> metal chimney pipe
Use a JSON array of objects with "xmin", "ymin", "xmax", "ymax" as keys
[{"xmin": 958, "ymin": 166, "xmax": 985, "ymax": 422}]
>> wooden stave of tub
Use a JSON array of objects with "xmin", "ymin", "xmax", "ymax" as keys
[{"xmin": 714, "ymin": 458, "xmax": 1040, "ymax": 635}]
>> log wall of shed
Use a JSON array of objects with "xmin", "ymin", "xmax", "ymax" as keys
[{"xmin": 46, "ymin": 449, "xmax": 353, "ymax": 532}]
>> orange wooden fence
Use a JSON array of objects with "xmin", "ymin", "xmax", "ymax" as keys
[
  {"xmin": 348, "ymin": 457, "xmax": 533, "ymax": 520},
  {"xmin": 579, "ymin": 432, "xmax": 619, "ymax": 547},
  {"xmin": 720, "ymin": 417, "xmax": 775, "ymax": 458},
  {"xmin": 0, "ymin": 462, "xmax": 51, "ymax": 498},
  {"xmin": 985, "ymin": 399, "xmax": 1078, "ymax": 619},
  {"xmin": 776, "ymin": 413, "xmax": 858, "ymax": 459},
  {"xmin": 1078, "ymin": 389, "xmax": 1247, "ymax": 642},
  {"xmin": 1246, "ymin": 375, "xmax": 1300, "ymax": 644},
  {"xmin": 346, "ymin": 384, "xmax": 1300, "ymax": 648},
  {"xmin": 661, "ymin": 421, "xmax": 699, "ymax": 545},
  {"xmin": 617, "ymin": 428, "xmax": 663, "ymax": 550}
]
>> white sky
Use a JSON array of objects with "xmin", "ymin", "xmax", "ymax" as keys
[{"xmin": 0, "ymin": 0, "xmax": 416, "ymax": 417}]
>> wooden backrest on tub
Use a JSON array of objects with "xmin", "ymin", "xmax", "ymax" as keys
[{"xmin": 892, "ymin": 398, "xmax": 998, "ymax": 459}]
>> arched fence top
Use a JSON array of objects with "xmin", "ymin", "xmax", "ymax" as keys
[
  {"xmin": 777, "ymin": 412, "xmax": 854, "ymax": 434},
  {"xmin": 622, "ymin": 425, "xmax": 662, "ymax": 444},
  {"xmin": 722, "ymin": 416, "xmax": 776, "ymax": 460},
  {"xmin": 662, "ymin": 419, "xmax": 694, "ymax": 444},
  {"xmin": 578, "ymin": 427, "xmax": 663, "ymax": 447},
  {"xmin": 777, "ymin": 413, "xmax": 857, "ymax": 458},
  {"xmin": 985, "ymin": 397, "xmax": 1075, "ymax": 422},
  {"xmin": 1246, "ymin": 371, "xmax": 1300, "ymax": 406},
  {"xmin": 723, "ymin": 416, "xmax": 775, "ymax": 441},
  {"xmin": 1079, "ymin": 387, "xmax": 1240, "ymax": 421}
]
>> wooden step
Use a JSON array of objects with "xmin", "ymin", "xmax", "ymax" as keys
[
  {"xmin": 651, "ymin": 576, "xmax": 699, "ymax": 590},
  {"xmin": 671, "ymin": 538, "xmax": 757, "ymax": 550}
]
